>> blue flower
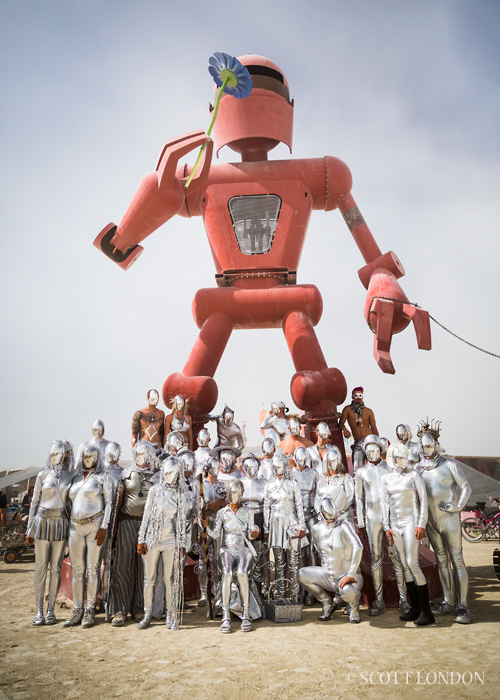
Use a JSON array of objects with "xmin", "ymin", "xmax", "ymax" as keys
[{"xmin": 208, "ymin": 52, "xmax": 252, "ymax": 99}]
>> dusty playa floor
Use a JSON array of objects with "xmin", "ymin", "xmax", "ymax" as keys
[{"xmin": 0, "ymin": 540, "xmax": 498, "ymax": 700}]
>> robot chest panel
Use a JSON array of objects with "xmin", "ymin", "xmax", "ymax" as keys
[{"xmin": 201, "ymin": 180, "xmax": 313, "ymax": 274}]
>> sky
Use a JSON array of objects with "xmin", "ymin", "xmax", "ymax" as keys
[{"xmin": 1, "ymin": 0, "xmax": 499, "ymax": 468}]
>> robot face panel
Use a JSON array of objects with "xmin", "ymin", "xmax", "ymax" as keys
[
  {"xmin": 219, "ymin": 450, "xmax": 235, "ymax": 473},
  {"xmin": 262, "ymin": 438, "xmax": 275, "ymax": 457},
  {"xmin": 197, "ymin": 429, "xmax": 210, "ymax": 447},
  {"xmin": 92, "ymin": 420, "xmax": 105, "ymax": 439},
  {"xmin": 211, "ymin": 54, "xmax": 293, "ymax": 156},
  {"xmin": 105, "ymin": 442, "xmax": 121, "ymax": 465},
  {"xmin": 49, "ymin": 441, "xmax": 65, "ymax": 467},
  {"xmin": 148, "ymin": 390, "xmax": 159, "ymax": 407},
  {"xmin": 228, "ymin": 195, "xmax": 281, "ymax": 256}
]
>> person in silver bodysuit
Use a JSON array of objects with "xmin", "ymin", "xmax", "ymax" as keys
[
  {"xmin": 208, "ymin": 405, "xmax": 245, "ymax": 456},
  {"xmin": 208, "ymin": 479, "xmax": 260, "ymax": 633},
  {"xmin": 75, "ymin": 419, "xmax": 110, "ymax": 465},
  {"xmin": 136, "ymin": 455, "xmax": 186, "ymax": 630},
  {"xmin": 355, "ymin": 434, "xmax": 409, "ymax": 615},
  {"xmin": 108, "ymin": 440, "xmax": 158, "ymax": 627},
  {"xmin": 292, "ymin": 446, "xmax": 318, "ymax": 604},
  {"xmin": 415, "ymin": 421, "xmax": 472, "ymax": 624},
  {"xmin": 241, "ymin": 453, "xmax": 268, "ymax": 595},
  {"xmin": 315, "ymin": 446, "xmax": 354, "ymax": 522},
  {"xmin": 193, "ymin": 428, "xmax": 212, "ymax": 478},
  {"xmin": 64, "ymin": 444, "xmax": 113, "ymax": 628},
  {"xmin": 197, "ymin": 457, "xmax": 227, "ymax": 608},
  {"xmin": 260, "ymin": 401, "xmax": 290, "ymax": 447},
  {"xmin": 298, "ymin": 493, "xmax": 363, "ymax": 624},
  {"xmin": 100, "ymin": 441, "xmax": 124, "ymax": 617},
  {"xmin": 381, "ymin": 443, "xmax": 434, "ymax": 626},
  {"xmin": 258, "ymin": 438, "xmax": 275, "ymax": 481},
  {"xmin": 308, "ymin": 422, "xmax": 332, "ymax": 477},
  {"xmin": 263, "ymin": 452, "xmax": 307, "ymax": 600},
  {"xmin": 395, "ymin": 424, "xmax": 420, "ymax": 468},
  {"xmin": 26, "ymin": 440, "xmax": 74, "ymax": 626}
]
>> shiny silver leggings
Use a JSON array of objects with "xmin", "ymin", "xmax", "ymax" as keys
[
  {"xmin": 219, "ymin": 548, "xmax": 253, "ymax": 611},
  {"xmin": 391, "ymin": 517, "xmax": 426, "ymax": 586},
  {"xmin": 298, "ymin": 567, "xmax": 363, "ymax": 606},
  {"xmin": 367, "ymin": 518, "xmax": 408, "ymax": 602},
  {"xmin": 68, "ymin": 519, "xmax": 105, "ymax": 611},
  {"xmin": 142, "ymin": 547, "xmax": 175, "ymax": 611},
  {"xmin": 427, "ymin": 515, "xmax": 468, "ymax": 607},
  {"xmin": 33, "ymin": 539, "xmax": 66, "ymax": 613}
]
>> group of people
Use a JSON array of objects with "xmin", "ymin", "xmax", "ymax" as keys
[{"xmin": 26, "ymin": 387, "xmax": 472, "ymax": 633}]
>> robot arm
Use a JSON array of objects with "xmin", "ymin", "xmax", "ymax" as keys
[
  {"xmin": 338, "ymin": 191, "xmax": 431, "ymax": 374},
  {"xmin": 93, "ymin": 130, "xmax": 213, "ymax": 270}
]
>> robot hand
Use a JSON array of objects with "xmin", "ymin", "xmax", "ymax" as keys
[
  {"xmin": 364, "ymin": 270, "xmax": 431, "ymax": 374},
  {"xmin": 94, "ymin": 130, "xmax": 213, "ymax": 270}
]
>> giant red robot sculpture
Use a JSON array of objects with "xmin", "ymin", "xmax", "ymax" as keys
[{"xmin": 94, "ymin": 54, "xmax": 431, "ymax": 455}]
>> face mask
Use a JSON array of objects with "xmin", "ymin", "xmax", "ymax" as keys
[
  {"xmin": 228, "ymin": 489, "xmax": 241, "ymax": 504},
  {"xmin": 149, "ymin": 391, "xmax": 159, "ymax": 406},
  {"xmin": 365, "ymin": 445, "xmax": 380, "ymax": 462},
  {"xmin": 83, "ymin": 453, "xmax": 98, "ymax": 470},
  {"xmin": 163, "ymin": 467, "xmax": 178, "ymax": 485},
  {"xmin": 245, "ymin": 461, "xmax": 259, "ymax": 477}
]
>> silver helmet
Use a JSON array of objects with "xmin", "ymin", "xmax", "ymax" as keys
[
  {"xmin": 197, "ymin": 428, "xmax": 211, "ymax": 447},
  {"xmin": 165, "ymin": 431, "xmax": 184, "ymax": 454},
  {"xmin": 293, "ymin": 446, "xmax": 310, "ymax": 469},
  {"xmin": 261, "ymin": 438, "xmax": 275, "ymax": 457},
  {"xmin": 242, "ymin": 453, "xmax": 260, "ymax": 478},
  {"xmin": 363, "ymin": 434, "xmax": 382, "ymax": 463},
  {"xmin": 226, "ymin": 479, "xmax": 244, "ymax": 505},
  {"xmin": 387, "ymin": 443, "xmax": 409, "ymax": 471},
  {"xmin": 105, "ymin": 441, "xmax": 121, "ymax": 465},
  {"xmin": 92, "ymin": 419, "xmax": 105, "ymax": 439},
  {"xmin": 316, "ymin": 422, "xmax": 331, "ymax": 440}
]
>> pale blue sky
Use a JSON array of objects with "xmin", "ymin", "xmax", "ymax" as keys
[{"xmin": 1, "ymin": 0, "xmax": 499, "ymax": 467}]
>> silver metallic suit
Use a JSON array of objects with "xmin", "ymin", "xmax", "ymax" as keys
[
  {"xmin": 264, "ymin": 453, "xmax": 307, "ymax": 601},
  {"xmin": 27, "ymin": 441, "xmax": 74, "ymax": 626},
  {"xmin": 380, "ymin": 443, "xmax": 435, "ymax": 626},
  {"xmin": 108, "ymin": 440, "xmax": 157, "ymax": 626},
  {"xmin": 315, "ymin": 448, "xmax": 354, "ymax": 523},
  {"xmin": 298, "ymin": 493, "xmax": 364, "ymax": 623},
  {"xmin": 64, "ymin": 444, "xmax": 113, "ymax": 628},
  {"xmin": 76, "ymin": 419, "xmax": 110, "ymax": 465},
  {"xmin": 193, "ymin": 428, "xmax": 212, "ymax": 477},
  {"xmin": 209, "ymin": 405, "xmax": 244, "ymax": 456},
  {"xmin": 355, "ymin": 435, "xmax": 408, "ymax": 615},
  {"xmin": 258, "ymin": 438, "xmax": 275, "ymax": 480},
  {"xmin": 208, "ymin": 480, "xmax": 260, "ymax": 633},
  {"xmin": 241, "ymin": 454, "xmax": 269, "ymax": 594},
  {"xmin": 137, "ymin": 456, "xmax": 186, "ymax": 630},
  {"xmin": 308, "ymin": 422, "xmax": 332, "ymax": 477},
  {"xmin": 416, "ymin": 424, "xmax": 472, "ymax": 624},
  {"xmin": 196, "ymin": 459, "xmax": 226, "ymax": 606},
  {"xmin": 396, "ymin": 424, "xmax": 420, "ymax": 468},
  {"xmin": 260, "ymin": 401, "xmax": 290, "ymax": 447},
  {"xmin": 292, "ymin": 446, "xmax": 318, "ymax": 602}
]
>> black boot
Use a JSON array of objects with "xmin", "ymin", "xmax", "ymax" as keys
[
  {"xmin": 400, "ymin": 581, "xmax": 420, "ymax": 621},
  {"xmin": 414, "ymin": 584, "xmax": 435, "ymax": 626}
]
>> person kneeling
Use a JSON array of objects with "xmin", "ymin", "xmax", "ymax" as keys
[{"xmin": 298, "ymin": 494, "xmax": 363, "ymax": 624}]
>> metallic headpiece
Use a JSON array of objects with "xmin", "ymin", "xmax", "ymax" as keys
[{"xmin": 416, "ymin": 418, "xmax": 441, "ymax": 441}]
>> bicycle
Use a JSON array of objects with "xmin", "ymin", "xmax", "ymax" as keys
[{"xmin": 461, "ymin": 496, "xmax": 500, "ymax": 543}]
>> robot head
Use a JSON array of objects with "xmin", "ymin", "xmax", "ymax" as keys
[
  {"xmin": 324, "ymin": 445, "xmax": 344, "ymax": 475},
  {"xmin": 105, "ymin": 442, "xmax": 121, "ymax": 466},
  {"xmin": 396, "ymin": 424, "xmax": 412, "ymax": 444},
  {"xmin": 261, "ymin": 438, "xmax": 275, "ymax": 457},
  {"xmin": 211, "ymin": 55, "xmax": 293, "ymax": 157},
  {"xmin": 271, "ymin": 451, "xmax": 289, "ymax": 477},
  {"xmin": 166, "ymin": 431, "xmax": 184, "ymax": 454},
  {"xmin": 293, "ymin": 446, "xmax": 310, "ymax": 469},
  {"xmin": 226, "ymin": 479, "xmax": 244, "ymax": 505},
  {"xmin": 172, "ymin": 395, "xmax": 186, "ymax": 413},
  {"xmin": 316, "ymin": 422, "xmax": 331, "ymax": 440},
  {"xmin": 320, "ymin": 492, "xmax": 346, "ymax": 523},
  {"xmin": 288, "ymin": 415, "xmax": 301, "ymax": 436},
  {"xmin": 134, "ymin": 440, "xmax": 155, "ymax": 468},
  {"xmin": 387, "ymin": 443, "xmax": 409, "ymax": 471},
  {"xmin": 178, "ymin": 449, "xmax": 195, "ymax": 476},
  {"xmin": 197, "ymin": 428, "xmax": 211, "ymax": 447},
  {"xmin": 48, "ymin": 441, "xmax": 65, "ymax": 468},
  {"xmin": 219, "ymin": 449, "xmax": 235, "ymax": 473},
  {"xmin": 242, "ymin": 453, "xmax": 260, "ymax": 478},
  {"xmin": 82, "ymin": 444, "xmax": 100, "ymax": 472},
  {"xmin": 420, "ymin": 432, "xmax": 439, "ymax": 458},
  {"xmin": 147, "ymin": 389, "xmax": 159, "ymax": 407},
  {"xmin": 222, "ymin": 405, "xmax": 234, "ymax": 426},
  {"xmin": 92, "ymin": 420, "xmax": 105, "ymax": 439},
  {"xmin": 363, "ymin": 435, "xmax": 382, "ymax": 463},
  {"xmin": 208, "ymin": 457, "xmax": 220, "ymax": 478},
  {"xmin": 161, "ymin": 456, "xmax": 181, "ymax": 486},
  {"xmin": 379, "ymin": 437, "xmax": 389, "ymax": 457}
]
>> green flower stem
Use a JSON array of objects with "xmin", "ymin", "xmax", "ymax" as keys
[{"xmin": 185, "ymin": 75, "xmax": 230, "ymax": 189}]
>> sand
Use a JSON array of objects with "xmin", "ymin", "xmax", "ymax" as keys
[{"xmin": 0, "ymin": 540, "xmax": 498, "ymax": 700}]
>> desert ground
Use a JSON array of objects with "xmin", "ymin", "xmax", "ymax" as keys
[{"xmin": 0, "ymin": 540, "xmax": 498, "ymax": 700}]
